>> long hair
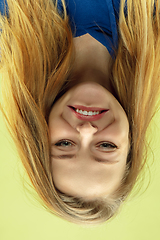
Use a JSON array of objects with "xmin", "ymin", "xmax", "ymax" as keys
[{"xmin": 0, "ymin": 0, "xmax": 160, "ymax": 225}]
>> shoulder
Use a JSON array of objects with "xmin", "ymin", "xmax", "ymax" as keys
[
  {"xmin": 0, "ymin": 0, "xmax": 8, "ymax": 15},
  {"xmin": 112, "ymin": 0, "xmax": 121, "ymax": 18}
]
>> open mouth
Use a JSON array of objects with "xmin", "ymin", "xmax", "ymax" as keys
[
  {"xmin": 68, "ymin": 105, "xmax": 109, "ymax": 120},
  {"xmin": 69, "ymin": 106, "xmax": 107, "ymax": 115}
]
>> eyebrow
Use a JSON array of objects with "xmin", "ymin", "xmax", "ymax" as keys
[
  {"xmin": 51, "ymin": 154, "xmax": 75, "ymax": 159},
  {"xmin": 51, "ymin": 154, "xmax": 119, "ymax": 163}
]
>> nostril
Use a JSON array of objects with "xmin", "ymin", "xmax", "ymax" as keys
[
  {"xmin": 76, "ymin": 122, "xmax": 98, "ymax": 133},
  {"xmin": 90, "ymin": 123, "xmax": 98, "ymax": 129}
]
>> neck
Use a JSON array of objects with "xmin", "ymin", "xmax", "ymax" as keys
[{"xmin": 68, "ymin": 34, "xmax": 115, "ymax": 95}]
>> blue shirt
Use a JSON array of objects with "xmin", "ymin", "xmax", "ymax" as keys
[
  {"xmin": 0, "ymin": 0, "xmax": 121, "ymax": 57},
  {"xmin": 0, "ymin": 0, "xmax": 8, "ymax": 15},
  {"xmin": 62, "ymin": 0, "xmax": 121, "ymax": 57}
]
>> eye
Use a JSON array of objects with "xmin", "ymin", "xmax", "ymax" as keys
[
  {"xmin": 55, "ymin": 140, "xmax": 75, "ymax": 147},
  {"xmin": 96, "ymin": 142, "xmax": 117, "ymax": 150}
]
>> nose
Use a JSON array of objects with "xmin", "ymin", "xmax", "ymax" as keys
[{"xmin": 76, "ymin": 122, "xmax": 98, "ymax": 134}]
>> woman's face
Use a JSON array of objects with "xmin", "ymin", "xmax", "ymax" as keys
[
  {"xmin": 49, "ymin": 81, "xmax": 130, "ymax": 200},
  {"xmin": 48, "ymin": 34, "xmax": 130, "ymax": 200}
]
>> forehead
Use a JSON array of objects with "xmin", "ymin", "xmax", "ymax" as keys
[{"xmin": 51, "ymin": 154, "xmax": 127, "ymax": 199}]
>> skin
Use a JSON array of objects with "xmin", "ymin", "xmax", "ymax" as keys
[{"xmin": 48, "ymin": 34, "xmax": 130, "ymax": 200}]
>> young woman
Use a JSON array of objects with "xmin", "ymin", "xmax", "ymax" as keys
[{"xmin": 0, "ymin": 0, "xmax": 160, "ymax": 225}]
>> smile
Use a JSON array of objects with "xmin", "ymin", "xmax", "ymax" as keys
[
  {"xmin": 68, "ymin": 105, "xmax": 109, "ymax": 121},
  {"xmin": 75, "ymin": 109, "xmax": 100, "ymax": 116}
]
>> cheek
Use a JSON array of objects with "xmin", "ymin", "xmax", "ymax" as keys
[
  {"xmin": 51, "ymin": 160, "xmax": 75, "ymax": 195},
  {"xmin": 48, "ymin": 118, "xmax": 60, "ymax": 142},
  {"xmin": 48, "ymin": 116, "xmax": 70, "ymax": 141}
]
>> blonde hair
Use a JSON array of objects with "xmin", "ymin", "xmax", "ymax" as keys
[{"xmin": 0, "ymin": 0, "xmax": 160, "ymax": 225}]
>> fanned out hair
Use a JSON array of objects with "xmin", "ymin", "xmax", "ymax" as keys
[{"xmin": 0, "ymin": 0, "xmax": 160, "ymax": 225}]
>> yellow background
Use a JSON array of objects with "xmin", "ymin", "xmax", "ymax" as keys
[{"xmin": 0, "ymin": 76, "xmax": 160, "ymax": 240}]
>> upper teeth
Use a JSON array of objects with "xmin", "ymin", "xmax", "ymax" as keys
[{"xmin": 76, "ymin": 109, "xmax": 100, "ymax": 116}]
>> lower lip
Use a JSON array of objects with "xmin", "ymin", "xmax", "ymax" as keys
[{"xmin": 68, "ymin": 106, "xmax": 108, "ymax": 121}]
